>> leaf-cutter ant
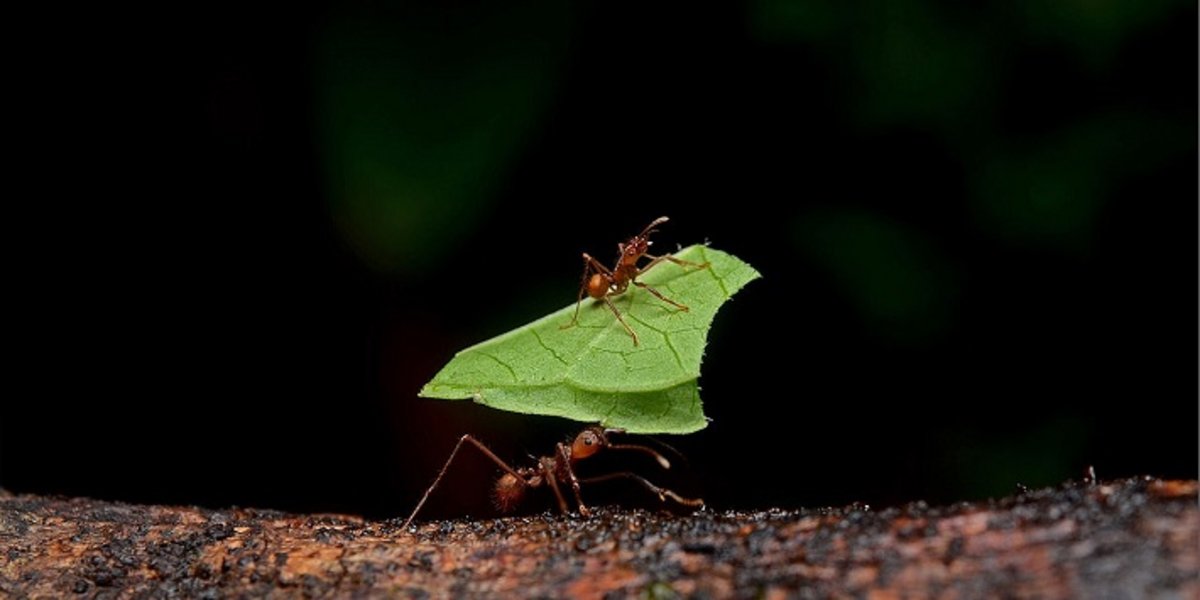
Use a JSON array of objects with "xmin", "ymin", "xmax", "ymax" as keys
[
  {"xmin": 561, "ymin": 216, "xmax": 709, "ymax": 345},
  {"xmin": 403, "ymin": 426, "xmax": 703, "ymax": 528}
]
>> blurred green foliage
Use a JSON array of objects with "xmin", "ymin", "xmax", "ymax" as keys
[
  {"xmin": 317, "ymin": 0, "xmax": 1190, "ymax": 272},
  {"xmin": 1014, "ymin": 0, "xmax": 1186, "ymax": 64},
  {"xmin": 757, "ymin": 0, "xmax": 1191, "ymax": 297},
  {"xmin": 944, "ymin": 417, "xmax": 1089, "ymax": 498},
  {"xmin": 972, "ymin": 112, "xmax": 1186, "ymax": 251},
  {"xmin": 316, "ymin": 1, "xmax": 572, "ymax": 272},
  {"xmin": 796, "ymin": 209, "xmax": 958, "ymax": 343},
  {"xmin": 752, "ymin": 0, "xmax": 994, "ymax": 133},
  {"xmin": 753, "ymin": 0, "xmax": 1190, "ymax": 498}
]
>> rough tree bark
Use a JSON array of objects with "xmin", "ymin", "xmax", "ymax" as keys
[{"xmin": 1, "ymin": 478, "xmax": 1196, "ymax": 598}]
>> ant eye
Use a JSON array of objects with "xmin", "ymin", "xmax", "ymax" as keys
[{"xmin": 572, "ymin": 430, "xmax": 604, "ymax": 458}]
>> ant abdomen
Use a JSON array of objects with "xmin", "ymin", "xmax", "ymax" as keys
[
  {"xmin": 587, "ymin": 273, "xmax": 609, "ymax": 299},
  {"xmin": 492, "ymin": 472, "xmax": 526, "ymax": 512}
]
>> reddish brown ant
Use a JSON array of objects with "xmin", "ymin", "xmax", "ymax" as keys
[
  {"xmin": 561, "ymin": 216, "xmax": 709, "ymax": 345},
  {"xmin": 403, "ymin": 427, "xmax": 703, "ymax": 528}
]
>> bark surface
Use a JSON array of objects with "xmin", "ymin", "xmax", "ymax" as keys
[{"xmin": 1, "ymin": 478, "xmax": 1196, "ymax": 598}]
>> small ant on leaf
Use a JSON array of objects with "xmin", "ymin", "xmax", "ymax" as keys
[
  {"xmin": 403, "ymin": 427, "xmax": 703, "ymax": 528},
  {"xmin": 561, "ymin": 216, "xmax": 710, "ymax": 346}
]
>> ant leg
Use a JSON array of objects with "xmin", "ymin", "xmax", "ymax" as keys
[
  {"xmin": 541, "ymin": 461, "xmax": 571, "ymax": 515},
  {"xmin": 633, "ymin": 281, "xmax": 689, "ymax": 312},
  {"xmin": 579, "ymin": 472, "xmax": 705, "ymax": 509},
  {"xmin": 585, "ymin": 253, "xmax": 615, "ymax": 276},
  {"xmin": 602, "ymin": 296, "xmax": 639, "ymax": 346},
  {"xmin": 561, "ymin": 253, "xmax": 614, "ymax": 330},
  {"xmin": 556, "ymin": 443, "xmax": 591, "ymax": 517},
  {"xmin": 562, "ymin": 256, "xmax": 594, "ymax": 330},
  {"xmin": 641, "ymin": 253, "xmax": 710, "ymax": 272},
  {"xmin": 403, "ymin": 435, "xmax": 524, "ymax": 529}
]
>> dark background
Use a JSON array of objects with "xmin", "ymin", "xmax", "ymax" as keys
[{"xmin": 5, "ymin": 1, "xmax": 1196, "ymax": 520}]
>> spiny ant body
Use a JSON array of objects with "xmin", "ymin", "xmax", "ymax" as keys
[
  {"xmin": 403, "ymin": 427, "xmax": 703, "ymax": 528},
  {"xmin": 562, "ymin": 216, "xmax": 709, "ymax": 345}
]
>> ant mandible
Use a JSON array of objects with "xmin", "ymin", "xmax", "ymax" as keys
[
  {"xmin": 402, "ymin": 427, "xmax": 703, "ymax": 528},
  {"xmin": 561, "ymin": 216, "xmax": 709, "ymax": 346}
]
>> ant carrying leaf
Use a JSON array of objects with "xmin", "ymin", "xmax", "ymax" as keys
[
  {"xmin": 417, "ymin": 227, "xmax": 760, "ymax": 434},
  {"xmin": 403, "ymin": 427, "xmax": 702, "ymax": 528},
  {"xmin": 561, "ymin": 216, "xmax": 709, "ymax": 346}
]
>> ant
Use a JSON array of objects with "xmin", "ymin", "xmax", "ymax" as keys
[
  {"xmin": 403, "ymin": 427, "xmax": 703, "ymax": 528},
  {"xmin": 561, "ymin": 216, "xmax": 709, "ymax": 345}
]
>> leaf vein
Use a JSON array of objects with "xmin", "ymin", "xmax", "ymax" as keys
[
  {"xmin": 700, "ymin": 246, "xmax": 730, "ymax": 297},
  {"xmin": 627, "ymin": 313, "xmax": 685, "ymax": 372},
  {"xmin": 530, "ymin": 328, "xmax": 570, "ymax": 366},
  {"xmin": 477, "ymin": 351, "xmax": 518, "ymax": 382}
]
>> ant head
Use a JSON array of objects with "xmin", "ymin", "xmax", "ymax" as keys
[
  {"xmin": 621, "ymin": 217, "xmax": 668, "ymax": 257},
  {"xmin": 571, "ymin": 427, "xmax": 610, "ymax": 460},
  {"xmin": 623, "ymin": 237, "xmax": 651, "ymax": 257}
]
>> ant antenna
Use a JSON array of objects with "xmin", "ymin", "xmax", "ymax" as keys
[
  {"xmin": 403, "ymin": 434, "xmax": 524, "ymax": 529},
  {"xmin": 638, "ymin": 216, "xmax": 670, "ymax": 239},
  {"xmin": 601, "ymin": 430, "xmax": 673, "ymax": 470},
  {"xmin": 640, "ymin": 435, "xmax": 692, "ymax": 470},
  {"xmin": 608, "ymin": 442, "xmax": 672, "ymax": 469}
]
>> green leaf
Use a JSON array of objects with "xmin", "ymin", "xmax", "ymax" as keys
[{"xmin": 419, "ymin": 245, "xmax": 760, "ymax": 433}]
